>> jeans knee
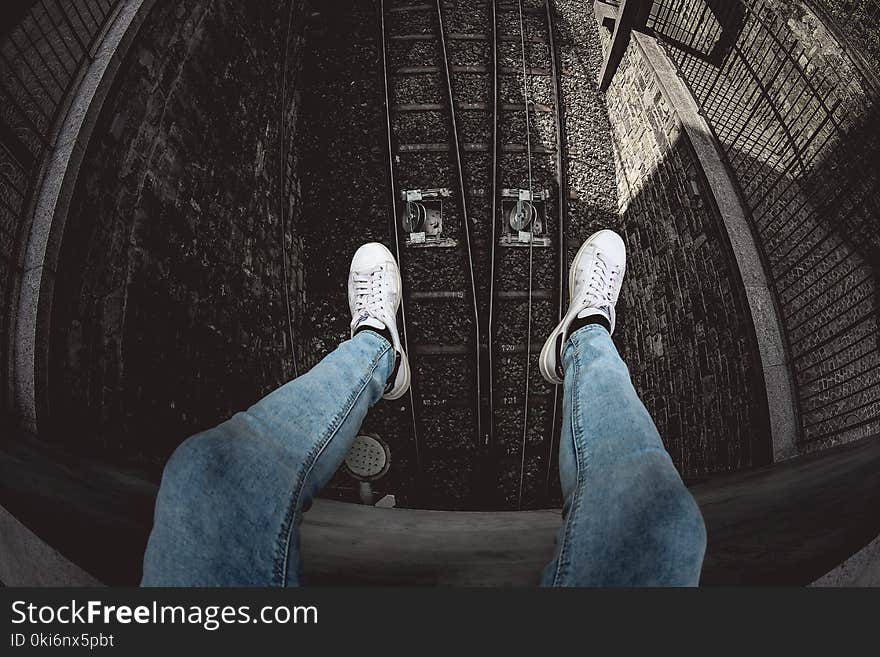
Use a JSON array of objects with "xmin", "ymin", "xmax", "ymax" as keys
[
  {"xmin": 670, "ymin": 483, "xmax": 706, "ymax": 549},
  {"xmin": 632, "ymin": 454, "xmax": 706, "ymax": 547},
  {"xmin": 160, "ymin": 433, "xmax": 219, "ymax": 499}
]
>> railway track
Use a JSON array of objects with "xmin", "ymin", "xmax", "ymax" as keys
[
  {"xmin": 373, "ymin": 0, "xmax": 566, "ymax": 509},
  {"xmin": 489, "ymin": 0, "xmax": 567, "ymax": 509}
]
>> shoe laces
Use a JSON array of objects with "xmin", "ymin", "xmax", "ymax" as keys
[
  {"xmin": 577, "ymin": 253, "xmax": 619, "ymax": 310},
  {"xmin": 353, "ymin": 266, "xmax": 388, "ymax": 321}
]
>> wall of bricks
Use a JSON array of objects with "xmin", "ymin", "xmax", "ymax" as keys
[
  {"xmin": 44, "ymin": 0, "xmax": 307, "ymax": 469},
  {"xmin": 594, "ymin": 21, "xmax": 772, "ymax": 477},
  {"xmin": 649, "ymin": 0, "xmax": 880, "ymax": 452}
]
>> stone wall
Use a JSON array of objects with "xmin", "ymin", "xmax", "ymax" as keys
[
  {"xmin": 43, "ymin": 0, "xmax": 307, "ymax": 468},
  {"xmin": 648, "ymin": 0, "xmax": 880, "ymax": 452},
  {"xmin": 596, "ymin": 21, "xmax": 772, "ymax": 476}
]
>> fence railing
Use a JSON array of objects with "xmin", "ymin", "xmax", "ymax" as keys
[
  {"xmin": 1, "ymin": 0, "xmax": 120, "ymax": 415},
  {"xmin": 644, "ymin": 0, "xmax": 880, "ymax": 448}
]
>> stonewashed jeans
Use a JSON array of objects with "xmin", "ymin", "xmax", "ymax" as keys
[{"xmin": 141, "ymin": 326, "xmax": 706, "ymax": 586}]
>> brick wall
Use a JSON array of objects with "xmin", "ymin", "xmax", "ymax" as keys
[
  {"xmin": 597, "ymin": 25, "xmax": 771, "ymax": 477},
  {"xmin": 44, "ymin": 0, "xmax": 307, "ymax": 468}
]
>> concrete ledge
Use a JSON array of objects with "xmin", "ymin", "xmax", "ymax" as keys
[
  {"xmin": 595, "ymin": 5, "xmax": 799, "ymax": 461},
  {"xmin": 812, "ymin": 532, "xmax": 880, "ymax": 587},
  {"xmin": 0, "ymin": 504, "xmax": 100, "ymax": 586},
  {"xmin": 301, "ymin": 501, "xmax": 560, "ymax": 586},
  {"xmin": 12, "ymin": 0, "xmax": 157, "ymax": 433}
]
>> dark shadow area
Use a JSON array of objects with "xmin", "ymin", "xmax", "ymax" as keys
[
  {"xmin": 696, "ymin": 434, "xmax": 880, "ymax": 584},
  {"xmin": 722, "ymin": 99, "xmax": 880, "ymax": 450},
  {"xmin": 44, "ymin": 0, "xmax": 302, "ymax": 475},
  {"xmin": 0, "ymin": 424, "xmax": 156, "ymax": 585},
  {"xmin": 0, "ymin": 1, "xmax": 39, "ymax": 40}
]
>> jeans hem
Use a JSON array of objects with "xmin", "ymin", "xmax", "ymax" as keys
[{"xmin": 356, "ymin": 329, "xmax": 392, "ymax": 350}]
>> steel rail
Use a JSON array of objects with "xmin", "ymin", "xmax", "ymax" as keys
[
  {"xmin": 487, "ymin": 0, "xmax": 500, "ymax": 455},
  {"xmin": 515, "ymin": 0, "xmax": 537, "ymax": 511},
  {"xmin": 434, "ymin": 0, "xmax": 484, "ymax": 449},
  {"xmin": 544, "ymin": 0, "xmax": 567, "ymax": 503},
  {"xmin": 379, "ymin": 0, "xmax": 423, "ymax": 476}
]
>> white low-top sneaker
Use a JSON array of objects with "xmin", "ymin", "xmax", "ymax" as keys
[
  {"xmin": 348, "ymin": 242, "xmax": 411, "ymax": 399},
  {"xmin": 539, "ymin": 229, "xmax": 626, "ymax": 385}
]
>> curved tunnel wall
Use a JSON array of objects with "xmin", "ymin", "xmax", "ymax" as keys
[{"xmin": 595, "ymin": 20, "xmax": 774, "ymax": 474}]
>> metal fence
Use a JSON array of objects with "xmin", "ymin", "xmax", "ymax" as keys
[
  {"xmin": 0, "ymin": 0, "xmax": 120, "ymax": 415},
  {"xmin": 644, "ymin": 0, "xmax": 880, "ymax": 448}
]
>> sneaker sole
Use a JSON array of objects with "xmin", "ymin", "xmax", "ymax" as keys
[
  {"xmin": 373, "ymin": 243, "xmax": 411, "ymax": 400},
  {"xmin": 383, "ymin": 350, "xmax": 411, "ymax": 400},
  {"xmin": 538, "ymin": 323, "xmax": 566, "ymax": 385},
  {"xmin": 538, "ymin": 231, "xmax": 614, "ymax": 385}
]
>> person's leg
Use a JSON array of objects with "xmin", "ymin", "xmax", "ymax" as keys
[
  {"xmin": 141, "ymin": 330, "xmax": 393, "ymax": 586},
  {"xmin": 542, "ymin": 325, "xmax": 706, "ymax": 586},
  {"xmin": 142, "ymin": 243, "xmax": 409, "ymax": 586},
  {"xmin": 539, "ymin": 230, "xmax": 706, "ymax": 586}
]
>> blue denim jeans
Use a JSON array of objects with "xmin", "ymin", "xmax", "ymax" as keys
[
  {"xmin": 541, "ymin": 325, "xmax": 705, "ymax": 586},
  {"xmin": 141, "ymin": 327, "xmax": 705, "ymax": 586}
]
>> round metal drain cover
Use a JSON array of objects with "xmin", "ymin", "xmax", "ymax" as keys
[{"xmin": 344, "ymin": 434, "xmax": 390, "ymax": 482}]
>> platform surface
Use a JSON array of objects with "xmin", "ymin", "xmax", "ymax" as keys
[{"xmin": 299, "ymin": 435, "xmax": 880, "ymax": 585}]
